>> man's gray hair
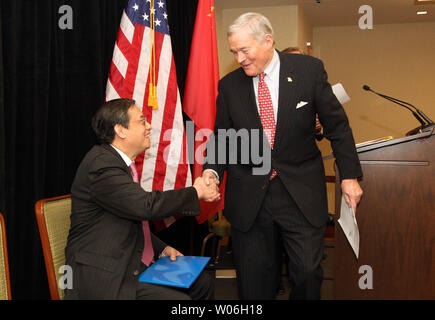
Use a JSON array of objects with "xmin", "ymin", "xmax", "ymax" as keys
[{"xmin": 227, "ymin": 12, "xmax": 274, "ymax": 43}]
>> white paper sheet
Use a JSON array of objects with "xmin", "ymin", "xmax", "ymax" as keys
[
  {"xmin": 332, "ymin": 83, "xmax": 351, "ymax": 104},
  {"xmin": 337, "ymin": 195, "xmax": 360, "ymax": 258}
]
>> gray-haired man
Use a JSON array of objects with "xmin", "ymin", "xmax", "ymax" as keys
[{"xmin": 203, "ymin": 13, "xmax": 363, "ymax": 300}]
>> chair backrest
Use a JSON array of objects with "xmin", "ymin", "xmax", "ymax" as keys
[
  {"xmin": 210, "ymin": 211, "xmax": 231, "ymax": 237},
  {"xmin": 0, "ymin": 213, "xmax": 11, "ymax": 300},
  {"xmin": 35, "ymin": 195, "xmax": 71, "ymax": 300}
]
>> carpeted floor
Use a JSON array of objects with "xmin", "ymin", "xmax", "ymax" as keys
[{"xmin": 209, "ymin": 240, "xmax": 335, "ymax": 300}]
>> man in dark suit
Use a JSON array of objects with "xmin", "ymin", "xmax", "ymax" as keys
[
  {"xmin": 281, "ymin": 46, "xmax": 324, "ymax": 141},
  {"xmin": 202, "ymin": 13, "xmax": 363, "ymax": 300},
  {"xmin": 65, "ymin": 98, "xmax": 219, "ymax": 299}
]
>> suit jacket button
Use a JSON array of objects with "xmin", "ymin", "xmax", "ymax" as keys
[{"xmin": 133, "ymin": 270, "xmax": 139, "ymax": 276}]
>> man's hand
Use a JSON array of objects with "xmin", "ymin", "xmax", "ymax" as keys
[
  {"xmin": 203, "ymin": 170, "xmax": 219, "ymax": 187},
  {"xmin": 193, "ymin": 176, "xmax": 220, "ymax": 202},
  {"xmin": 341, "ymin": 178, "xmax": 363, "ymax": 213},
  {"xmin": 315, "ymin": 114, "xmax": 323, "ymax": 134},
  {"xmin": 160, "ymin": 246, "xmax": 183, "ymax": 261}
]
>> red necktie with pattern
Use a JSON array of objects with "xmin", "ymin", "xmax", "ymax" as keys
[
  {"xmin": 129, "ymin": 162, "xmax": 154, "ymax": 266},
  {"xmin": 258, "ymin": 72, "xmax": 277, "ymax": 180}
]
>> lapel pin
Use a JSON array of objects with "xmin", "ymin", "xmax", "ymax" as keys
[{"xmin": 287, "ymin": 77, "xmax": 293, "ymax": 82}]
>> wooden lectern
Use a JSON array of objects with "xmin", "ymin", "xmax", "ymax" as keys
[{"xmin": 334, "ymin": 130, "xmax": 435, "ymax": 299}]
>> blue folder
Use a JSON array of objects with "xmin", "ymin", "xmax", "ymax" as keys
[{"xmin": 138, "ymin": 256, "xmax": 210, "ymax": 288}]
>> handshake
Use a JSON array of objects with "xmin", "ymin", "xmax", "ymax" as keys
[{"xmin": 193, "ymin": 171, "xmax": 220, "ymax": 202}]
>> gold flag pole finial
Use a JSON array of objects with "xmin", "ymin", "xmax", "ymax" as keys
[{"xmin": 148, "ymin": 0, "xmax": 158, "ymax": 109}]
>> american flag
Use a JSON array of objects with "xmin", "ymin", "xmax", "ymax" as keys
[{"xmin": 106, "ymin": 0, "xmax": 191, "ymax": 230}]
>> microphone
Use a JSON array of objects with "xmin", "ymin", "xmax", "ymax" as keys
[{"xmin": 363, "ymin": 85, "xmax": 434, "ymax": 135}]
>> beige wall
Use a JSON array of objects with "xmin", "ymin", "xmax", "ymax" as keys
[
  {"xmin": 297, "ymin": 5, "xmax": 313, "ymax": 54},
  {"xmin": 313, "ymin": 22, "xmax": 435, "ymax": 143},
  {"xmin": 313, "ymin": 22, "xmax": 435, "ymax": 173},
  {"xmin": 314, "ymin": 22, "xmax": 435, "ymax": 212}
]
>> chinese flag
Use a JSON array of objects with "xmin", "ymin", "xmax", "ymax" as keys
[{"xmin": 183, "ymin": 0, "xmax": 225, "ymax": 224}]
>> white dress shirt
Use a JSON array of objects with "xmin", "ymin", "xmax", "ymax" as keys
[{"xmin": 111, "ymin": 145, "xmax": 133, "ymax": 167}]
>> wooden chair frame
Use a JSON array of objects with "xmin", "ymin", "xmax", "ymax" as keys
[
  {"xmin": 0, "ymin": 213, "xmax": 11, "ymax": 300},
  {"xmin": 35, "ymin": 194, "xmax": 71, "ymax": 300}
]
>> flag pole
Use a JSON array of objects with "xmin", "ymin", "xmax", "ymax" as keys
[{"xmin": 148, "ymin": 0, "xmax": 158, "ymax": 109}]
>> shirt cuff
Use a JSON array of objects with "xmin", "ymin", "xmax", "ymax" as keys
[
  {"xmin": 158, "ymin": 246, "xmax": 170, "ymax": 259},
  {"xmin": 203, "ymin": 169, "xmax": 219, "ymax": 182}
]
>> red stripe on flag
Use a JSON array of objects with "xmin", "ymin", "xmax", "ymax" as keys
[
  {"xmin": 152, "ymin": 56, "xmax": 177, "ymax": 191},
  {"xmin": 116, "ymin": 29, "xmax": 133, "ymax": 56},
  {"xmin": 174, "ymin": 131, "xmax": 189, "ymax": 189},
  {"xmin": 108, "ymin": 61, "xmax": 125, "ymax": 94},
  {"xmin": 135, "ymin": 32, "xmax": 165, "ymax": 181},
  {"xmin": 122, "ymin": 24, "xmax": 145, "ymax": 98}
]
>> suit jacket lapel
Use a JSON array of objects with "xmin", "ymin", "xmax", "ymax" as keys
[
  {"xmin": 274, "ymin": 52, "xmax": 296, "ymax": 151},
  {"xmin": 237, "ymin": 71, "xmax": 262, "ymax": 129},
  {"xmin": 101, "ymin": 144, "xmax": 130, "ymax": 173}
]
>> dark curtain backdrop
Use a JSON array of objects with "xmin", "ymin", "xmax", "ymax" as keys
[{"xmin": 0, "ymin": 0, "xmax": 202, "ymax": 299}]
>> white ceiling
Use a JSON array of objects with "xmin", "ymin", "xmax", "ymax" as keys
[{"xmin": 216, "ymin": 0, "xmax": 435, "ymax": 26}]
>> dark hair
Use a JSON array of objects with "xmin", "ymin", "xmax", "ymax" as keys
[{"xmin": 91, "ymin": 98, "xmax": 136, "ymax": 144}]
